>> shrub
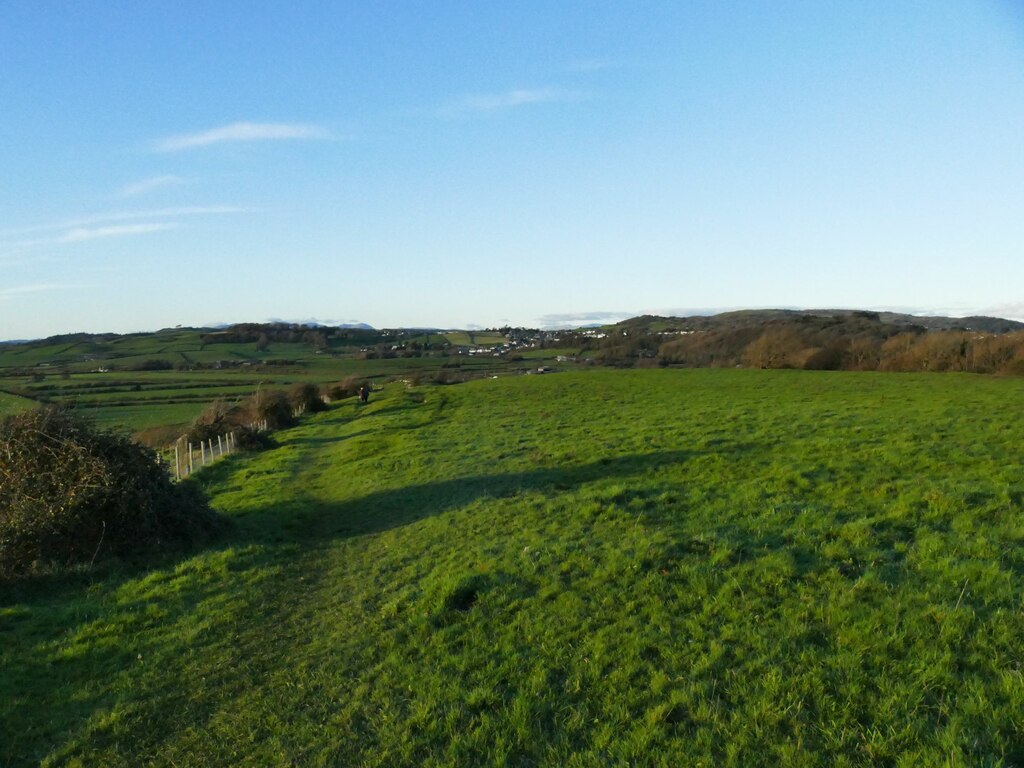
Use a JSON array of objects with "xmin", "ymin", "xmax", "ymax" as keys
[
  {"xmin": 131, "ymin": 359, "xmax": 173, "ymax": 371},
  {"xmin": 245, "ymin": 389, "xmax": 295, "ymax": 429},
  {"xmin": 434, "ymin": 369, "xmax": 471, "ymax": 385},
  {"xmin": 232, "ymin": 425, "xmax": 274, "ymax": 451},
  {"xmin": 290, "ymin": 382, "xmax": 327, "ymax": 414},
  {"xmin": 184, "ymin": 399, "xmax": 272, "ymax": 451},
  {"xmin": 803, "ymin": 343, "xmax": 847, "ymax": 371},
  {"xmin": 0, "ymin": 407, "xmax": 223, "ymax": 579},
  {"xmin": 187, "ymin": 398, "xmax": 246, "ymax": 443},
  {"xmin": 326, "ymin": 375, "xmax": 364, "ymax": 400}
]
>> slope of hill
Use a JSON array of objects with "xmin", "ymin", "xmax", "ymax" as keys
[
  {"xmin": 4, "ymin": 369, "xmax": 1023, "ymax": 765},
  {"xmin": 615, "ymin": 309, "xmax": 1024, "ymax": 334},
  {"xmin": 589, "ymin": 310, "xmax": 1024, "ymax": 372}
]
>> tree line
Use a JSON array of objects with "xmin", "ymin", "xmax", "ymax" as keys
[{"xmin": 578, "ymin": 315, "xmax": 1024, "ymax": 374}]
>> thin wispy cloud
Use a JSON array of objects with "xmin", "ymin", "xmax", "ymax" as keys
[
  {"xmin": 60, "ymin": 223, "xmax": 176, "ymax": 243},
  {"xmin": 537, "ymin": 310, "xmax": 636, "ymax": 328},
  {"xmin": 872, "ymin": 303, "xmax": 1024, "ymax": 322},
  {"xmin": 1, "ymin": 205, "xmax": 242, "ymax": 241},
  {"xmin": 983, "ymin": 302, "xmax": 1024, "ymax": 321},
  {"xmin": 0, "ymin": 284, "xmax": 78, "ymax": 302},
  {"xmin": 449, "ymin": 87, "xmax": 582, "ymax": 114},
  {"xmin": 154, "ymin": 122, "xmax": 331, "ymax": 152},
  {"xmin": 0, "ymin": 206, "xmax": 246, "ymax": 252},
  {"xmin": 117, "ymin": 175, "xmax": 187, "ymax": 197},
  {"xmin": 63, "ymin": 206, "xmax": 245, "ymax": 229}
]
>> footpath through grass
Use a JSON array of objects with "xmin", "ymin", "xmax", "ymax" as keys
[{"xmin": 3, "ymin": 369, "xmax": 1024, "ymax": 766}]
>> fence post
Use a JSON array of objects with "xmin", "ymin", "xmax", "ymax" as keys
[
  {"xmin": 188, "ymin": 443, "xmax": 193, "ymax": 475},
  {"xmin": 218, "ymin": 434, "xmax": 223, "ymax": 456},
  {"xmin": 174, "ymin": 443, "xmax": 180, "ymax": 481},
  {"xmin": 208, "ymin": 438, "xmax": 214, "ymax": 460}
]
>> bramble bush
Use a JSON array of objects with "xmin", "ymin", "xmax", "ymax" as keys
[
  {"xmin": 290, "ymin": 382, "xmax": 327, "ymax": 414},
  {"xmin": 324, "ymin": 375, "xmax": 365, "ymax": 401},
  {"xmin": 247, "ymin": 389, "xmax": 295, "ymax": 429},
  {"xmin": 0, "ymin": 407, "xmax": 224, "ymax": 579},
  {"xmin": 186, "ymin": 398, "xmax": 272, "ymax": 451},
  {"xmin": 187, "ymin": 398, "xmax": 244, "ymax": 443}
]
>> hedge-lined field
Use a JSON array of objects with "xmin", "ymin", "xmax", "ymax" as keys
[
  {"xmin": 0, "ymin": 328, "xmax": 546, "ymax": 438},
  {"xmin": 0, "ymin": 390, "xmax": 35, "ymax": 417},
  {"xmin": 2, "ymin": 369, "xmax": 1023, "ymax": 765}
]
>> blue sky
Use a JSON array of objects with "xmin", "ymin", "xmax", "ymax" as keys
[{"xmin": 2, "ymin": 1, "xmax": 1023, "ymax": 338}]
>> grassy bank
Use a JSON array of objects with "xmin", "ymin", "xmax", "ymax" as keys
[{"xmin": 2, "ymin": 369, "xmax": 1023, "ymax": 765}]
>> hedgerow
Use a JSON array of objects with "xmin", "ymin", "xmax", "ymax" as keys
[{"xmin": 0, "ymin": 407, "xmax": 223, "ymax": 578}]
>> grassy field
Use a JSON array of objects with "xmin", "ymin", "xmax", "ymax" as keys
[
  {"xmin": 2, "ymin": 369, "xmax": 1024, "ymax": 765},
  {"xmin": 0, "ymin": 328, "xmax": 559, "ymax": 440},
  {"xmin": 0, "ymin": 390, "xmax": 35, "ymax": 417}
]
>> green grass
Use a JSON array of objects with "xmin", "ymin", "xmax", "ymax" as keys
[
  {"xmin": 0, "ymin": 390, "xmax": 35, "ymax": 416},
  {"xmin": 3, "ymin": 369, "xmax": 1024, "ymax": 765},
  {"xmin": 77, "ymin": 402, "xmax": 209, "ymax": 432},
  {"xmin": 443, "ymin": 331, "xmax": 507, "ymax": 346},
  {"xmin": 0, "ymin": 332, "xmax": 518, "ymax": 437}
]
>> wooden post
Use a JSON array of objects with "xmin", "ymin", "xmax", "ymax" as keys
[
  {"xmin": 209, "ymin": 438, "xmax": 214, "ymax": 460},
  {"xmin": 174, "ymin": 443, "xmax": 180, "ymax": 481},
  {"xmin": 201, "ymin": 441, "xmax": 206, "ymax": 465},
  {"xmin": 218, "ymin": 434, "xmax": 223, "ymax": 456},
  {"xmin": 188, "ymin": 443, "xmax": 193, "ymax": 475}
]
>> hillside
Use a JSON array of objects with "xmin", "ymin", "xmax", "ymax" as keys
[
  {"xmin": 577, "ymin": 310, "xmax": 1024, "ymax": 371},
  {"xmin": 0, "ymin": 323, "xmax": 531, "ymax": 440},
  {"xmin": 3, "ymin": 370, "xmax": 1023, "ymax": 765},
  {"xmin": 614, "ymin": 309, "xmax": 1024, "ymax": 334},
  {"xmin": 5, "ymin": 311, "xmax": 1024, "ymax": 447}
]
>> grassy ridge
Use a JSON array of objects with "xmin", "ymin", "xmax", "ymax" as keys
[
  {"xmin": 2, "ymin": 369, "xmax": 1023, "ymax": 765},
  {"xmin": 0, "ymin": 391, "xmax": 35, "ymax": 417}
]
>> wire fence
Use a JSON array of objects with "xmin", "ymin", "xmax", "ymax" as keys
[{"xmin": 161, "ymin": 419, "xmax": 269, "ymax": 480}]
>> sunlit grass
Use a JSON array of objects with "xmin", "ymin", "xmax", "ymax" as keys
[
  {"xmin": 3, "ymin": 369, "xmax": 1023, "ymax": 765},
  {"xmin": 0, "ymin": 390, "xmax": 35, "ymax": 416}
]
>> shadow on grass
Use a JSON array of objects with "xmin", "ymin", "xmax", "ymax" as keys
[
  {"xmin": 288, "ymin": 428, "xmax": 373, "ymax": 447},
  {"xmin": 227, "ymin": 447, "xmax": 743, "ymax": 546},
  {"xmin": 0, "ymin": 443, "xmax": 756, "ymax": 764}
]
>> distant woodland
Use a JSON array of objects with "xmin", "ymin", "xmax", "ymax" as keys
[
  {"xmin": 8, "ymin": 310, "xmax": 1024, "ymax": 377},
  {"xmin": 573, "ymin": 310, "xmax": 1024, "ymax": 374}
]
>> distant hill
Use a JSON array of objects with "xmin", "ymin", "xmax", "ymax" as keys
[
  {"xmin": 263, "ymin": 318, "xmax": 375, "ymax": 330},
  {"xmin": 611, "ymin": 309, "xmax": 1024, "ymax": 335},
  {"xmin": 578, "ymin": 309, "xmax": 1024, "ymax": 373}
]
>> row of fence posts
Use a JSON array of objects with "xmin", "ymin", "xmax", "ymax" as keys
[
  {"xmin": 170, "ymin": 419, "xmax": 268, "ymax": 480},
  {"xmin": 174, "ymin": 432, "xmax": 235, "ymax": 481}
]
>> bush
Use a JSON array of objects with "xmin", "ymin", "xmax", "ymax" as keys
[
  {"xmin": 232, "ymin": 425, "xmax": 275, "ymax": 451},
  {"xmin": 0, "ymin": 407, "xmax": 224, "ymax": 579},
  {"xmin": 185, "ymin": 398, "xmax": 275, "ymax": 451},
  {"xmin": 290, "ymin": 382, "xmax": 327, "ymax": 414},
  {"xmin": 131, "ymin": 359, "xmax": 173, "ymax": 371},
  {"xmin": 326, "ymin": 375, "xmax": 364, "ymax": 401},
  {"xmin": 186, "ymin": 398, "xmax": 246, "ymax": 443},
  {"xmin": 803, "ymin": 344, "xmax": 847, "ymax": 371},
  {"xmin": 245, "ymin": 389, "xmax": 295, "ymax": 429}
]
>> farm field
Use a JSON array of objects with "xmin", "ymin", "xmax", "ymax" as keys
[
  {"xmin": 2, "ymin": 369, "xmax": 1024, "ymax": 765},
  {"xmin": 0, "ymin": 328, "xmax": 570, "ymax": 438},
  {"xmin": 0, "ymin": 390, "xmax": 35, "ymax": 417}
]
